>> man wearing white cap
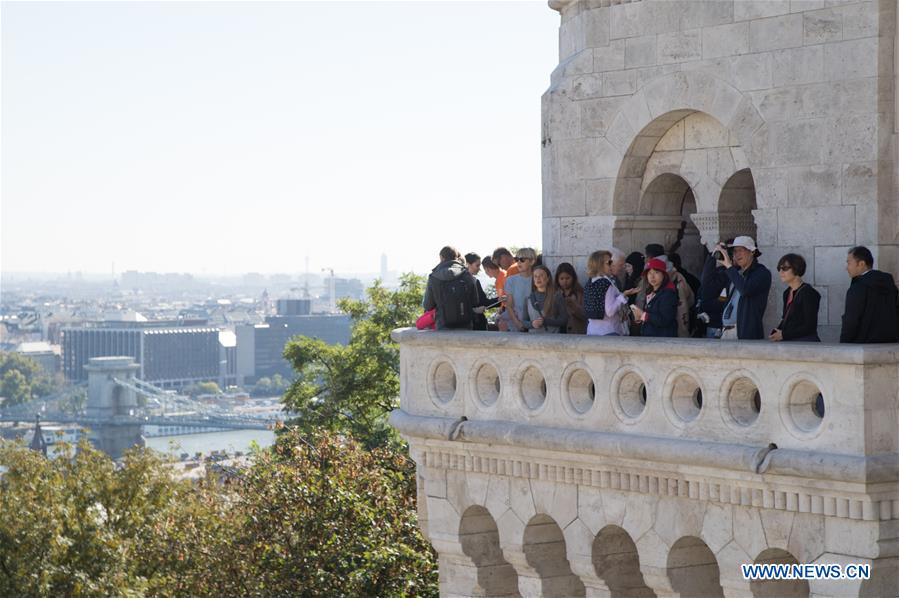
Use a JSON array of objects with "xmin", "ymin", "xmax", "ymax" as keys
[{"xmin": 714, "ymin": 236, "xmax": 772, "ymax": 340}]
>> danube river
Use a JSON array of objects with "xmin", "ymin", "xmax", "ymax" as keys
[{"xmin": 145, "ymin": 429, "xmax": 275, "ymax": 456}]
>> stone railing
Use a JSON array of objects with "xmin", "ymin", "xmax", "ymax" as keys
[{"xmin": 391, "ymin": 329, "xmax": 899, "ymax": 596}]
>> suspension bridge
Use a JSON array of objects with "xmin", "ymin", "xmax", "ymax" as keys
[{"xmin": 1, "ymin": 356, "xmax": 282, "ymax": 458}]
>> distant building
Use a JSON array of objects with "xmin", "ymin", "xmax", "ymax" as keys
[
  {"xmin": 275, "ymin": 298, "xmax": 311, "ymax": 316},
  {"xmin": 321, "ymin": 278, "xmax": 365, "ymax": 303},
  {"xmin": 61, "ymin": 321, "xmax": 232, "ymax": 389},
  {"xmin": 15, "ymin": 341, "xmax": 61, "ymax": 376},
  {"xmin": 235, "ymin": 314, "xmax": 351, "ymax": 384}
]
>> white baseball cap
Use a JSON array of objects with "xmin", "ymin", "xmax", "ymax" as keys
[{"xmin": 729, "ymin": 236, "xmax": 757, "ymax": 252}]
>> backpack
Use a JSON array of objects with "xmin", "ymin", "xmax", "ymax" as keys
[
  {"xmin": 584, "ymin": 277, "xmax": 612, "ymax": 320},
  {"xmin": 439, "ymin": 273, "xmax": 474, "ymax": 328}
]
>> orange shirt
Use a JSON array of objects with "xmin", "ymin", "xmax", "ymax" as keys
[
  {"xmin": 506, "ymin": 261, "xmax": 521, "ymax": 277},
  {"xmin": 494, "ymin": 268, "xmax": 508, "ymax": 298}
]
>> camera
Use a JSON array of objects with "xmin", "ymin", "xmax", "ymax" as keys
[{"xmin": 713, "ymin": 244, "xmax": 733, "ymax": 261}]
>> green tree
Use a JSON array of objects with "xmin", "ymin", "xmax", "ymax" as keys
[
  {"xmin": 57, "ymin": 387, "xmax": 88, "ymax": 415},
  {"xmin": 197, "ymin": 428, "xmax": 437, "ymax": 597},
  {"xmin": 0, "ymin": 430, "xmax": 437, "ymax": 597},
  {"xmin": 0, "ymin": 352, "xmax": 59, "ymax": 406},
  {"xmin": 0, "ymin": 440, "xmax": 222, "ymax": 596},
  {"xmin": 183, "ymin": 381, "xmax": 222, "ymax": 397},
  {"xmin": 0, "ymin": 369, "xmax": 31, "ymax": 406},
  {"xmin": 270, "ymin": 373, "xmax": 289, "ymax": 393},
  {"xmin": 250, "ymin": 377, "xmax": 271, "ymax": 397},
  {"xmin": 282, "ymin": 273, "xmax": 425, "ymax": 448}
]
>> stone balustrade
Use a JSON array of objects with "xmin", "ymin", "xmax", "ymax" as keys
[{"xmin": 391, "ymin": 329, "xmax": 899, "ymax": 597}]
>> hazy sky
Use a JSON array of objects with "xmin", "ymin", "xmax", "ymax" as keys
[{"xmin": 1, "ymin": 1, "xmax": 558, "ymax": 276}]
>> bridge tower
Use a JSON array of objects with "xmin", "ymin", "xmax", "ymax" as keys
[{"xmin": 84, "ymin": 356, "xmax": 145, "ymax": 459}]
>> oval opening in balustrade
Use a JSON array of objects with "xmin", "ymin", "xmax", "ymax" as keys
[
  {"xmin": 616, "ymin": 371, "xmax": 647, "ymax": 420},
  {"xmin": 565, "ymin": 368, "xmax": 596, "ymax": 415},
  {"xmin": 473, "ymin": 363, "xmax": 501, "ymax": 407},
  {"xmin": 668, "ymin": 374, "xmax": 703, "ymax": 423},
  {"xmin": 429, "ymin": 361, "xmax": 457, "ymax": 404},
  {"xmin": 788, "ymin": 380, "xmax": 825, "ymax": 434},
  {"xmin": 519, "ymin": 366, "xmax": 547, "ymax": 411},
  {"xmin": 727, "ymin": 376, "xmax": 761, "ymax": 426}
]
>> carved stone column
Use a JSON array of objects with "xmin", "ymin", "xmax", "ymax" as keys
[{"xmin": 690, "ymin": 212, "xmax": 758, "ymax": 251}]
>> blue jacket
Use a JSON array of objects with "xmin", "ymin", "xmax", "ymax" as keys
[
  {"xmin": 726, "ymin": 261, "xmax": 772, "ymax": 340},
  {"xmin": 641, "ymin": 287, "xmax": 678, "ymax": 337}
]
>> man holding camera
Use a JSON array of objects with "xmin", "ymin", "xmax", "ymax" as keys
[{"xmin": 715, "ymin": 236, "xmax": 771, "ymax": 340}]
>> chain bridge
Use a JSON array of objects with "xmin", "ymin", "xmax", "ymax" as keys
[{"xmin": 1, "ymin": 356, "xmax": 281, "ymax": 458}]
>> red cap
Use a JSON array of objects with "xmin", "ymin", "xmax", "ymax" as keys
[{"xmin": 643, "ymin": 258, "xmax": 667, "ymax": 276}]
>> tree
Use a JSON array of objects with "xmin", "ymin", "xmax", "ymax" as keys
[
  {"xmin": 251, "ymin": 377, "xmax": 272, "ymax": 397},
  {"xmin": 0, "ymin": 352, "xmax": 59, "ymax": 405},
  {"xmin": 183, "ymin": 381, "xmax": 222, "ymax": 397},
  {"xmin": 0, "ymin": 439, "xmax": 223, "ymax": 596},
  {"xmin": 196, "ymin": 428, "xmax": 437, "ymax": 597},
  {"xmin": 282, "ymin": 273, "xmax": 425, "ymax": 448},
  {"xmin": 0, "ymin": 369, "xmax": 31, "ymax": 406},
  {"xmin": 0, "ymin": 429, "xmax": 437, "ymax": 597}
]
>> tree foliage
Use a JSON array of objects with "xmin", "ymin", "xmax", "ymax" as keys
[
  {"xmin": 0, "ymin": 429, "xmax": 436, "ymax": 597},
  {"xmin": 183, "ymin": 381, "xmax": 222, "ymax": 397},
  {"xmin": 282, "ymin": 273, "xmax": 425, "ymax": 448},
  {"xmin": 250, "ymin": 374, "xmax": 289, "ymax": 397},
  {"xmin": 0, "ymin": 352, "xmax": 59, "ymax": 407}
]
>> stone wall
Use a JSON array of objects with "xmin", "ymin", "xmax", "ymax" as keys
[
  {"xmin": 392, "ymin": 329, "xmax": 899, "ymax": 596},
  {"xmin": 541, "ymin": 0, "xmax": 898, "ymax": 342}
]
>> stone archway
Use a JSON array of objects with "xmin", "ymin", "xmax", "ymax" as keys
[
  {"xmin": 667, "ymin": 536, "xmax": 725, "ymax": 597},
  {"xmin": 592, "ymin": 525, "xmax": 654, "ymax": 598},
  {"xmin": 523, "ymin": 514, "xmax": 585, "ymax": 597},
  {"xmin": 459, "ymin": 505, "xmax": 519, "ymax": 597},
  {"xmin": 692, "ymin": 168, "xmax": 759, "ymax": 250},
  {"xmin": 639, "ymin": 173, "xmax": 703, "ymax": 277},
  {"xmin": 612, "ymin": 109, "xmax": 759, "ymax": 269},
  {"xmin": 751, "ymin": 548, "xmax": 809, "ymax": 598},
  {"xmin": 601, "ymin": 71, "xmax": 766, "ymax": 261}
]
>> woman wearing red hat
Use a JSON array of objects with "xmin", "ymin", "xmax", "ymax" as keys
[{"xmin": 630, "ymin": 258, "xmax": 678, "ymax": 337}]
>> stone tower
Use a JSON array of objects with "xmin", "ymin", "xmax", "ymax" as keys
[
  {"xmin": 540, "ymin": 0, "xmax": 899, "ymax": 342},
  {"xmin": 392, "ymin": 2, "xmax": 899, "ymax": 596},
  {"xmin": 84, "ymin": 356, "xmax": 145, "ymax": 459}
]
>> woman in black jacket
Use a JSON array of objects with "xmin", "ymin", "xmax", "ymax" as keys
[
  {"xmin": 769, "ymin": 253, "xmax": 821, "ymax": 342},
  {"xmin": 630, "ymin": 258, "xmax": 678, "ymax": 337}
]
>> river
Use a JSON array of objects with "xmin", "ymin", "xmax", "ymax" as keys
[{"xmin": 144, "ymin": 429, "xmax": 275, "ymax": 456}]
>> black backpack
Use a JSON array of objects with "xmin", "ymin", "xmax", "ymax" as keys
[{"xmin": 440, "ymin": 273, "xmax": 474, "ymax": 328}]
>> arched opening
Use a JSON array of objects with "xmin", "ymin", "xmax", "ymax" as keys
[
  {"xmin": 640, "ymin": 173, "xmax": 704, "ymax": 278},
  {"xmin": 667, "ymin": 536, "xmax": 724, "ymax": 597},
  {"xmin": 717, "ymin": 168, "xmax": 758, "ymax": 243},
  {"xmin": 458, "ymin": 506, "xmax": 519, "ymax": 596},
  {"xmin": 751, "ymin": 548, "xmax": 809, "ymax": 597},
  {"xmin": 523, "ymin": 514, "xmax": 585, "ymax": 597},
  {"xmin": 612, "ymin": 110, "xmax": 757, "ymax": 281},
  {"xmin": 592, "ymin": 525, "xmax": 654, "ymax": 597}
]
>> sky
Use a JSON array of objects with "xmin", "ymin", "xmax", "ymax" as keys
[{"xmin": 1, "ymin": 1, "xmax": 559, "ymax": 277}]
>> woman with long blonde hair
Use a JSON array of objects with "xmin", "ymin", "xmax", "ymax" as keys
[{"xmin": 584, "ymin": 250, "xmax": 629, "ymax": 336}]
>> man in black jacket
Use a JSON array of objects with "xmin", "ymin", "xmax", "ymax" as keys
[
  {"xmin": 715, "ymin": 236, "xmax": 772, "ymax": 340},
  {"xmin": 840, "ymin": 246, "xmax": 899, "ymax": 343},
  {"xmin": 423, "ymin": 246, "xmax": 480, "ymax": 330}
]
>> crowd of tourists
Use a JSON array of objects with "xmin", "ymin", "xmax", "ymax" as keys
[{"xmin": 419, "ymin": 240, "xmax": 899, "ymax": 343}]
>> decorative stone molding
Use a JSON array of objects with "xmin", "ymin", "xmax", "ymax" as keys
[{"xmin": 393, "ymin": 329, "xmax": 899, "ymax": 595}]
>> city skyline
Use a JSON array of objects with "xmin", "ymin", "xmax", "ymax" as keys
[{"xmin": 1, "ymin": 2, "xmax": 557, "ymax": 277}]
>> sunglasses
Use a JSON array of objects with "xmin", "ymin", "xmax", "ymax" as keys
[
  {"xmin": 777, "ymin": 265, "xmax": 792, "ymax": 272},
  {"xmin": 515, "ymin": 257, "xmax": 532, "ymax": 262}
]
